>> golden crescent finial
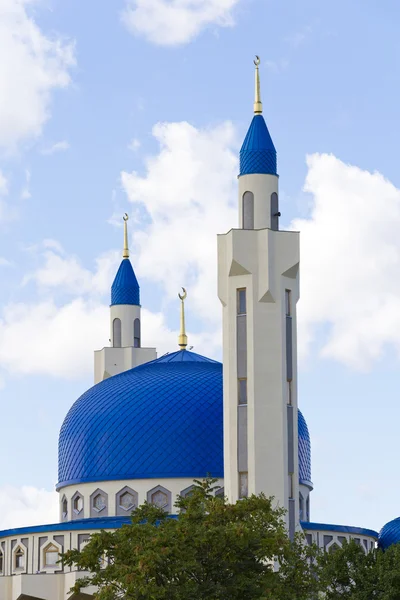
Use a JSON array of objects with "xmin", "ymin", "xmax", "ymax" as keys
[
  {"xmin": 178, "ymin": 287, "xmax": 187, "ymax": 301},
  {"xmin": 123, "ymin": 213, "xmax": 129, "ymax": 258},
  {"xmin": 254, "ymin": 55, "xmax": 262, "ymax": 114},
  {"xmin": 178, "ymin": 287, "xmax": 188, "ymax": 350}
]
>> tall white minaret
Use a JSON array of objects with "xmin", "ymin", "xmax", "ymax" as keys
[
  {"xmin": 217, "ymin": 57, "xmax": 300, "ymax": 538},
  {"xmin": 94, "ymin": 214, "xmax": 157, "ymax": 383}
]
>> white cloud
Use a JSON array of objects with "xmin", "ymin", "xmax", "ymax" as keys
[
  {"xmin": 41, "ymin": 140, "xmax": 70, "ymax": 155},
  {"xmin": 0, "ymin": 485, "xmax": 58, "ymax": 530},
  {"xmin": 122, "ymin": 0, "xmax": 240, "ymax": 46},
  {"xmin": 0, "ymin": 257, "xmax": 12, "ymax": 267},
  {"xmin": 0, "ymin": 170, "xmax": 8, "ymax": 195},
  {"xmin": 121, "ymin": 121, "xmax": 238, "ymax": 324},
  {"xmin": 20, "ymin": 168, "xmax": 31, "ymax": 199},
  {"xmin": 0, "ymin": 0, "xmax": 75, "ymax": 152},
  {"xmin": 295, "ymin": 153, "xmax": 400, "ymax": 370}
]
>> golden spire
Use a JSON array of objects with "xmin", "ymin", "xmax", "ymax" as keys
[
  {"xmin": 123, "ymin": 213, "xmax": 129, "ymax": 258},
  {"xmin": 178, "ymin": 287, "xmax": 188, "ymax": 350},
  {"xmin": 253, "ymin": 55, "xmax": 263, "ymax": 114}
]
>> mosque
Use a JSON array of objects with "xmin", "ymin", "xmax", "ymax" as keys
[{"xmin": 0, "ymin": 58, "xmax": 397, "ymax": 599}]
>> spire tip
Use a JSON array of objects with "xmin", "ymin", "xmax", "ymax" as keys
[
  {"xmin": 178, "ymin": 287, "xmax": 188, "ymax": 350},
  {"xmin": 254, "ymin": 55, "xmax": 262, "ymax": 114},
  {"xmin": 123, "ymin": 213, "xmax": 129, "ymax": 258}
]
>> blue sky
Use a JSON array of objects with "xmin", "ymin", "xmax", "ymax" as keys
[{"xmin": 1, "ymin": 0, "xmax": 400, "ymax": 531}]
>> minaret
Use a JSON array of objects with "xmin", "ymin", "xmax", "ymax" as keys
[
  {"xmin": 94, "ymin": 214, "xmax": 157, "ymax": 383},
  {"xmin": 217, "ymin": 58, "xmax": 300, "ymax": 539}
]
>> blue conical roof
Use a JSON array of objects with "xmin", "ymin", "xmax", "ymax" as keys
[
  {"xmin": 240, "ymin": 114, "xmax": 277, "ymax": 176},
  {"xmin": 111, "ymin": 258, "xmax": 140, "ymax": 306}
]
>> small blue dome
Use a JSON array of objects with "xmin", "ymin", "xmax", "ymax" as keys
[
  {"xmin": 240, "ymin": 115, "xmax": 277, "ymax": 176},
  {"xmin": 298, "ymin": 409, "xmax": 313, "ymax": 489},
  {"xmin": 57, "ymin": 350, "xmax": 223, "ymax": 489},
  {"xmin": 378, "ymin": 518, "xmax": 400, "ymax": 549},
  {"xmin": 111, "ymin": 259, "xmax": 140, "ymax": 306}
]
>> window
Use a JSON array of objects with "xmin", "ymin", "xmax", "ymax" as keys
[
  {"xmin": 242, "ymin": 191, "xmax": 254, "ymax": 230},
  {"xmin": 287, "ymin": 381, "xmax": 292, "ymax": 405},
  {"xmin": 73, "ymin": 494, "xmax": 83, "ymax": 515},
  {"xmin": 113, "ymin": 318, "xmax": 122, "ymax": 348},
  {"xmin": 239, "ymin": 472, "xmax": 248, "ymax": 499},
  {"xmin": 119, "ymin": 492, "xmax": 136, "ymax": 511},
  {"xmin": 238, "ymin": 378, "xmax": 247, "ymax": 404},
  {"xmin": 270, "ymin": 192, "xmax": 279, "ymax": 231},
  {"xmin": 285, "ymin": 289, "xmax": 291, "ymax": 316},
  {"xmin": 289, "ymin": 474, "xmax": 294, "ymax": 499},
  {"xmin": 44, "ymin": 544, "xmax": 59, "ymax": 567},
  {"xmin": 306, "ymin": 496, "xmax": 310, "ymax": 522},
  {"xmin": 0, "ymin": 551, "xmax": 3, "ymax": 574},
  {"xmin": 299, "ymin": 493, "xmax": 304, "ymax": 520},
  {"xmin": 93, "ymin": 493, "xmax": 106, "ymax": 512},
  {"xmin": 15, "ymin": 547, "xmax": 24, "ymax": 569},
  {"xmin": 62, "ymin": 496, "xmax": 68, "ymax": 519},
  {"xmin": 151, "ymin": 491, "xmax": 168, "ymax": 509},
  {"xmin": 134, "ymin": 318, "xmax": 141, "ymax": 348},
  {"xmin": 237, "ymin": 289, "xmax": 246, "ymax": 315}
]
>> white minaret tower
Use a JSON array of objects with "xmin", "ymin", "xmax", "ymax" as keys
[
  {"xmin": 94, "ymin": 214, "xmax": 157, "ymax": 383},
  {"xmin": 217, "ymin": 57, "xmax": 300, "ymax": 538}
]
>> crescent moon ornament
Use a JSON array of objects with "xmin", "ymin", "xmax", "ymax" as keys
[
  {"xmin": 123, "ymin": 213, "xmax": 129, "ymax": 222},
  {"xmin": 254, "ymin": 55, "xmax": 260, "ymax": 67},
  {"xmin": 178, "ymin": 287, "xmax": 187, "ymax": 301}
]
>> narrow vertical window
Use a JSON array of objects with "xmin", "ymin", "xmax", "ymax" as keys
[
  {"xmin": 306, "ymin": 496, "xmax": 310, "ymax": 522},
  {"xmin": 134, "ymin": 318, "xmax": 141, "ymax": 348},
  {"xmin": 113, "ymin": 318, "xmax": 122, "ymax": 348},
  {"xmin": 270, "ymin": 192, "xmax": 279, "ymax": 230},
  {"xmin": 287, "ymin": 381, "xmax": 292, "ymax": 405},
  {"xmin": 239, "ymin": 472, "xmax": 248, "ymax": 498},
  {"xmin": 15, "ymin": 548, "xmax": 24, "ymax": 569},
  {"xmin": 238, "ymin": 378, "xmax": 247, "ymax": 405},
  {"xmin": 237, "ymin": 289, "xmax": 246, "ymax": 315},
  {"xmin": 299, "ymin": 493, "xmax": 304, "ymax": 520},
  {"xmin": 285, "ymin": 289, "xmax": 291, "ymax": 316},
  {"xmin": 242, "ymin": 191, "xmax": 254, "ymax": 230},
  {"xmin": 0, "ymin": 551, "xmax": 3, "ymax": 574}
]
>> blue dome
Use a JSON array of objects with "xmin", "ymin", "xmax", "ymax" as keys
[
  {"xmin": 240, "ymin": 115, "xmax": 277, "ymax": 176},
  {"xmin": 378, "ymin": 517, "xmax": 400, "ymax": 550},
  {"xmin": 298, "ymin": 409, "xmax": 313, "ymax": 489},
  {"xmin": 57, "ymin": 350, "xmax": 223, "ymax": 489},
  {"xmin": 111, "ymin": 258, "xmax": 140, "ymax": 306},
  {"xmin": 58, "ymin": 349, "xmax": 312, "ymax": 491}
]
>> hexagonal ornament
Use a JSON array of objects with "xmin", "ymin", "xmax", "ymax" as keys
[
  {"xmin": 120, "ymin": 492, "xmax": 135, "ymax": 511},
  {"xmin": 93, "ymin": 493, "xmax": 106, "ymax": 512}
]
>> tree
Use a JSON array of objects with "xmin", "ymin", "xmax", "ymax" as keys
[{"xmin": 62, "ymin": 478, "xmax": 317, "ymax": 600}]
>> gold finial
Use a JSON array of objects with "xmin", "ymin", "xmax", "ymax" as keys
[
  {"xmin": 178, "ymin": 287, "xmax": 188, "ymax": 350},
  {"xmin": 253, "ymin": 55, "xmax": 262, "ymax": 114},
  {"xmin": 123, "ymin": 213, "xmax": 129, "ymax": 258}
]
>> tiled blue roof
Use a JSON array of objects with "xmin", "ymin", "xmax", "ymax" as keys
[
  {"xmin": 298, "ymin": 409, "xmax": 313, "ymax": 489},
  {"xmin": 378, "ymin": 517, "xmax": 400, "ymax": 549},
  {"xmin": 58, "ymin": 348, "xmax": 312, "ymax": 491},
  {"xmin": 240, "ymin": 114, "xmax": 277, "ymax": 176},
  {"xmin": 302, "ymin": 521, "xmax": 378, "ymax": 539},
  {"xmin": 111, "ymin": 258, "xmax": 140, "ymax": 306},
  {"xmin": 57, "ymin": 351, "xmax": 223, "ymax": 489}
]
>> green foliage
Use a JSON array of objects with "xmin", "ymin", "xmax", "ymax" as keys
[{"xmin": 62, "ymin": 478, "xmax": 315, "ymax": 600}]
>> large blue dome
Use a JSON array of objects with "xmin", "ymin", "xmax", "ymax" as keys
[
  {"xmin": 378, "ymin": 517, "xmax": 400, "ymax": 550},
  {"xmin": 58, "ymin": 351, "xmax": 223, "ymax": 489},
  {"xmin": 58, "ymin": 350, "xmax": 312, "ymax": 490}
]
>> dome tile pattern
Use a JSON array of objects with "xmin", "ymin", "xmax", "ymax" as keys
[
  {"xmin": 240, "ymin": 115, "xmax": 277, "ymax": 176},
  {"xmin": 111, "ymin": 258, "xmax": 140, "ymax": 306},
  {"xmin": 298, "ymin": 409, "xmax": 313, "ymax": 489},
  {"xmin": 378, "ymin": 517, "xmax": 400, "ymax": 549},
  {"xmin": 58, "ymin": 351, "xmax": 223, "ymax": 489}
]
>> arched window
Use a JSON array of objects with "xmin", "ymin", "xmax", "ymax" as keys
[
  {"xmin": 44, "ymin": 544, "xmax": 59, "ymax": 567},
  {"xmin": 113, "ymin": 318, "xmax": 122, "ymax": 348},
  {"xmin": 299, "ymin": 493, "xmax": 304, "ymax": 520},
  {"xmin": 15, "ymin": 547, "xmax": 24, "ymax": 569},
  {"xmin": 134, "ymin": 318, "xmax": 141, "ymax": 348},
  {"xmin": 242, "ymin": 191, "xmax": 254, "ymax": 230},
  {"xmin": 270, "ymin": 192, "xmax": 279, "ymax": 230}
]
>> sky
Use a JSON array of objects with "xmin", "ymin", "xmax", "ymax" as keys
[{"xmin": 0, "ymin": 0, "xmax": 400, "ymax": 533}]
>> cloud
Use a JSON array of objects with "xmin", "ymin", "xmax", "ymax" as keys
[
  {"xmin": 128, "ymin": 138, "xmax": 141, "ymax": 151},
  {"xmin": 20, "ymin": 168, "xmax": 31, "ymax": 200},
  {"xmin": 295, "ymin": 153, "xmax": 400, "ymax": 370},
  {"xmin": 284, "ymin": 24, "xmax": 313, "ymax": 48},
  {"xmin": 41, "ymin": 140, "xmax": 70, "ymax": 155},
  {"xmin": 0, "ymin": 258, "xmax": 12, "ymax": 267},
  {"xmin": 121, "ymin": 0, "xmax": 240, "ymax": 46},
  {"xmin": 0, "ymin": 485, "xmax": 58, "ymax": 530},
  {"xmin": 0, "ymin": 0, "xmax": 75, "ymax": 152},
  {"xmin": 121, "ymin": 120, "xmax": 238, "ymax": 324}
]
